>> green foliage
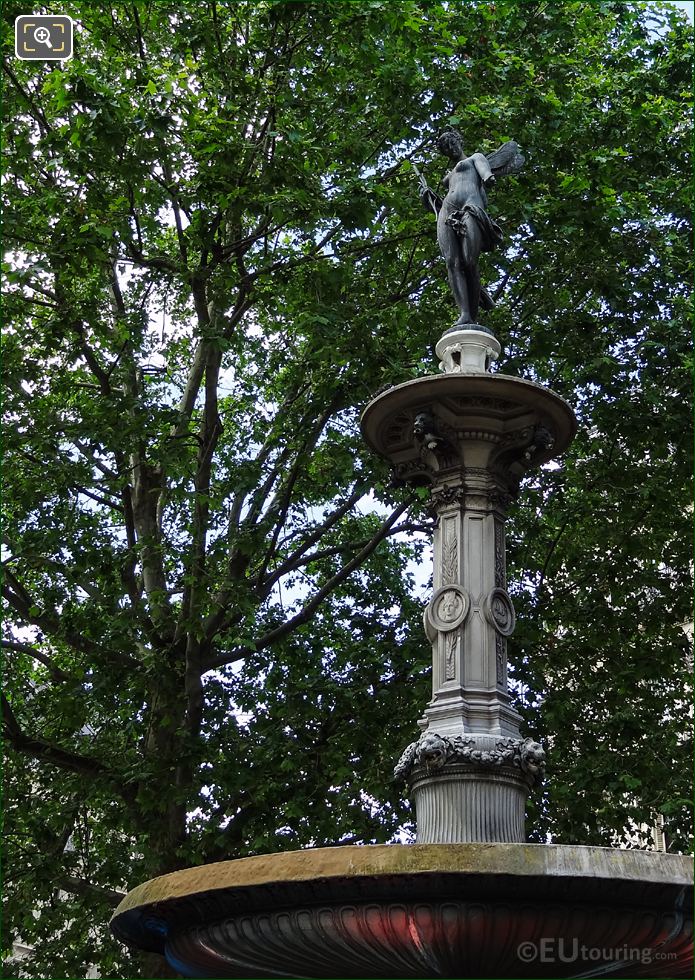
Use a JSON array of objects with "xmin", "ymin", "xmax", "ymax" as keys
[{"xmin": 2, "ymin": 2, "xmax": 692, "ymax": 976}]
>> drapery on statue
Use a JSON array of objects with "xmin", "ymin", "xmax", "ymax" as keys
[{"xmin": 417, "ymin": 130, "xmax": 524, "ymax": 325}]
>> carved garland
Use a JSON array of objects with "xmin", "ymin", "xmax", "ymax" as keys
[
  {"xmin": 394, "ymin": 732, "xmax": 546, "ymax": 786},
  {"xmin": 445, "ymin": 630, "xmax": 458, "ymax": 681}
]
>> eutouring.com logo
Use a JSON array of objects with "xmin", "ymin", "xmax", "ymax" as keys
[{"xmin": 516, "ymin": 938, "xmax": 678, "ymax": 966}]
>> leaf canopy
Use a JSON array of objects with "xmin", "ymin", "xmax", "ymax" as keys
[{"xmin": 2, "ymin": 2, "xmax": 692, "ymax": 976}]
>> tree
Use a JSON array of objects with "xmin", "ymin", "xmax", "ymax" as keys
[{"xmin": 2, "ymin": 2, "xmax": 692, "ymax": 976}]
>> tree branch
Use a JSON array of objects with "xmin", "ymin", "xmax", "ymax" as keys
[
  {"xmin": 534, "ymin": 516, "xmax": 573, "ymax": 602},
  {"xmin": 2, "ymin": 568, "xmax": 138, "ymax": 670},
  {"xmin": 172, "ymin": 288, "xmax": 253, "ymax": 439},
  {"xmin": 203, "ymin": 483, "xmax": 369, "ymax": 646},
  {"xmin": 73, "ymin": 441, "xmax": 119, "ymax": 480},
  {"xmin": 70, "ymin": 320, "xmax": 113, "ymax": 397},
  {"xmin": 242, "ymin": 390, "xmax": 344, "ymax": 530},
  {"xmin": 256, "ymin": 493, "xmax": 416, "ymax": 646},
  {"xmin": 251, "ymin": 395, "xmax": 346, "ymax": 584},
  {"xmin": 2, "ymin": 694, "xmax": 133, "ymax": 803},
  {"xmin": 58, "ymin": 875, "xmax": 126, "ymax": 908},
  {"xmin": 203, "ymin": 494, "xmax": 416, "ymax": 670},
  {"xmin": 2, "ymin": 63, "xmax": 52, "ymax": 134},
  {"xmin": 224, "ymin": 378, "xmax": 311, "ymax": 530},
  {"xmin": 74, "ymin": 485, "xmax": 124, "ymax": 511},
  {"xmin": 255, "ymin": 484, "xmax": 368, "ymax": 600},
  {"xmin": 262, "ymin": 519, "xmax": 428, "ymax": 581},
  {"xmin": 2, "ymin": 639, "xmax": 72, "ymax": 683}
]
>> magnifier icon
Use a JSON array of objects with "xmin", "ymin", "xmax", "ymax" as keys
[{"xmin": 34, "ymin": 26, "xmax": 53, "ymax": 48}]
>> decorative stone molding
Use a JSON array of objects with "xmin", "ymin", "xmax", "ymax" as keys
[
  {"xmin": 429, "ymin": 478, "xmax": 513, "ymax": 515},
  {"xmin": 462, "ymin": 465, "xmax": 495, "ymax": 483},
  {"xmin": 394, "ymin": 732, "xmax": 545, "ymax": 786},
  {"xmin": 451, "ymin": 395, "xmax": 516, "ymax": 412},
  {"xmin": 389, "ymin": 458, "xmax": 430, "ymax": 486},
  {"xmin": 444, "ymin": 629, "xmax": 459, "ymax": 681},
  {"xmin": 457, "ymin": 430, "xmax": 503, "ymax": 444},
  {"xmin": 495, "ymin": 633, "xmax": 506, "ymax": 688},
  {"xmin": 490, "ymin": 486, "xmax": 514, "ymax": 510},
  {"xmin": 429, "ymin": 485, "xmax": 466, "ymax": 511},
  {"xmin": 382, "ymin": 411, "xmax": 412, "ymax": 449},
  {"xmin": 494, "ymin": 521, "xmax": 505, "ymax": 588},
  {"xmin": 441, "ymin": 530, "xmax": 458, "ymax": 585},
  {"xmin": 483, "ymin": 588, "xmax": 516, "ymax": 636}
]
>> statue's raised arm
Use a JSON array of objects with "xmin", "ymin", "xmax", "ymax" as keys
[
  {"xmin": 411, "ymin": 159, "xmax": 443, "ymax": 216},
  {"xmin": 427, "ymin": 130, "xmax": 524, "ymax": 326}
]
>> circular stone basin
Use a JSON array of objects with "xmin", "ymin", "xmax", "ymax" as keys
[{"xmin": 110, "ymin": 843, "xmax": 693, "ymax": 978}]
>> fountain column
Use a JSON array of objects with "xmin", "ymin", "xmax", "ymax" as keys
[{"xmin": 361, "ymin": 323, "xmax": 576, "ymax": 843}]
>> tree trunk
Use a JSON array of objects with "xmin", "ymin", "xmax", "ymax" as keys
[{"xmin": 140, "ymin": 950, "xmax": 182, "ymax": 978}]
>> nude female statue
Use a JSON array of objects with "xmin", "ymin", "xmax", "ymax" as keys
[{"xmin": 419, "ymin": 130, "xmax": 524, "ymax": 325}]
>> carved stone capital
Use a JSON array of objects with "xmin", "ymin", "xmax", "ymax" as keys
[
  {"xmin": 489, "ymin": 486, "xmax": 514, "ymax": 511},
  {"xmin": 428, "ymin": 472, "xmax": 514, "ymax": 514}
]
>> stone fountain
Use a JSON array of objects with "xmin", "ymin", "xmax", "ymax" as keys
[
  {"xmin": 111, "ymin": 133, "xmax": 692, "ymax": 978},
  {"xmin": 110, "ymin": 321, "xmax": 692, "ymax": 978}
]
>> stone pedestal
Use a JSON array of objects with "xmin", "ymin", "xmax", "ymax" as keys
[
  {"xmin": 361, "ymin": 326, "xmax": 576, "ymax": 843},
  {"xmin": 435, "ymin": 324, "xmax": 501, "ymax": 374}
]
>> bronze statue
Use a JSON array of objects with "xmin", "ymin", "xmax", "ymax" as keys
[{"xmin": 418, "ymin": 130, "xmax": 524, "ymax": 325}]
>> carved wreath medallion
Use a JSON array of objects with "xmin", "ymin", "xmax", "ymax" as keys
[
  {"xmin": 426, "ymin": 585, "xmax": 470, "ymax": 633},
  {"xmin": 483, "ymin": 588, "xmax": 516, "ymax": 636}
]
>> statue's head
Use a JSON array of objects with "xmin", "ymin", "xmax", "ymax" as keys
[{"xmin": 438, "ymin": 128, "xmax": 465, "ymax": 161}]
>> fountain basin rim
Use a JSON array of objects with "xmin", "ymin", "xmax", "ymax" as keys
[{"xmin": 111, "ymin": 841, "xmax": 692, "ymax": 936}]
